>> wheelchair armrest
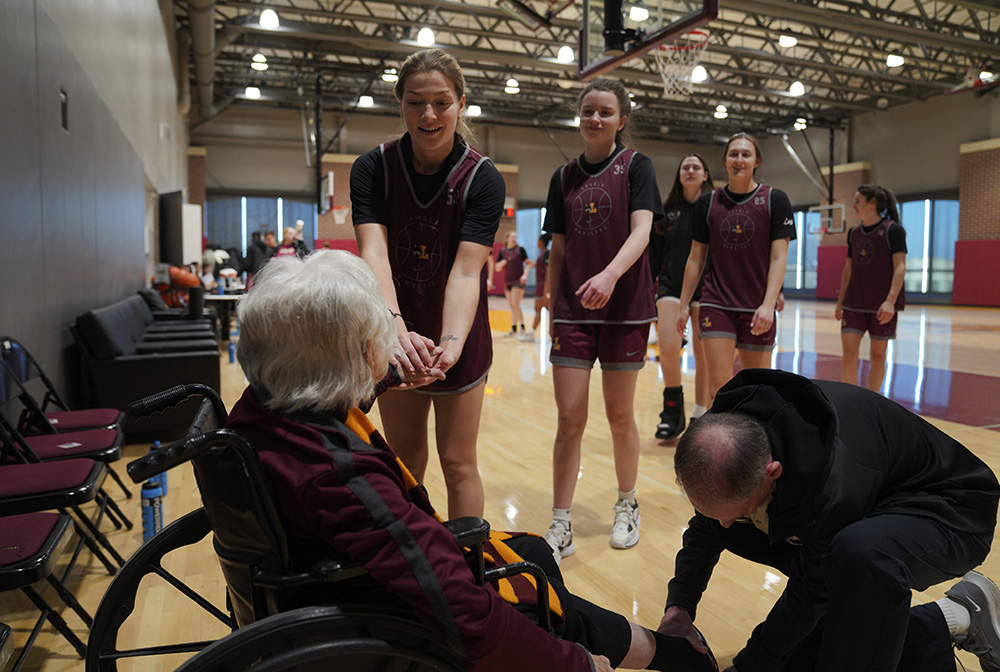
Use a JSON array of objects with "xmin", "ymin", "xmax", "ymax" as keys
[
  {"xmin": 310, "ymin": 559, "xmax": 368, "ymax": 583},
  {"xmin": 484, "ymin": 560, "xmax": 552, "ymax": 634},
  {"xmin": 442, "ymin": 516, "xmax": 490, "ymax": 547}
]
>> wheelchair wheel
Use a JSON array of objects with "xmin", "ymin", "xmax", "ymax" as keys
[
  {"xmin": 87, "ymin": 509, "xmax": 234, "ymax": 672},
  {"xmin": 174, "ymin": 604, "xmax": 464, "ymax": 672}
]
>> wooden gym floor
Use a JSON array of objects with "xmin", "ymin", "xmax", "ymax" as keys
[{"xmin": 4, "ymin": 298, "xmax": 999, "ymax": 671}]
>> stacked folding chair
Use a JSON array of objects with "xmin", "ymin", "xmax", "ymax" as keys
[{"xmin": 0, "ymin": 513, "xmax": 94, "ymax": 671}]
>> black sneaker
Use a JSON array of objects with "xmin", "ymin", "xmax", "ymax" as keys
[{"xmin": 946, "ymin": 570, "xmax": 1000, "ymax": 671}]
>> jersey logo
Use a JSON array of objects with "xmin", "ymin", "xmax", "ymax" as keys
[
  {"xmin": 394, "ymin": 218, "xmax": 444, "ymax": 285},
  {"xmin": 720, "ymin": 210, "xmax": 756, "ymax": 250},
  {"xmin": 571, "ymin": 185, "xmax": 613, "ymax": 235},
  {"xmin": 552, "ymin": 336, "xmax": 561, "ymax": 351},
  {"xmin": 854, "ymin": 239, "xmax": 875, "ymax": 268},
  {"xmin": 701, "ymin": 315, "xmax": 712, "ymax": 329}
]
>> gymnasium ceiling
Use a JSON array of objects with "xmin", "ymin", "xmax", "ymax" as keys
[{"xmin": 175, "ymin": 0, "xmax": 1000, "ymax": 148}]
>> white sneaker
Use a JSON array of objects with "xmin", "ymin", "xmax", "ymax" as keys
[
  {"xmin": 544, "ymin": 519, "xmax": 575, "ymax": 563},
  {"xmin": 518, "ymin": 331, "xmax": 535, "ymax": 342},
  {"xmin": 610, "ymin": 499, "xmax": 640, "ymax": 549}
]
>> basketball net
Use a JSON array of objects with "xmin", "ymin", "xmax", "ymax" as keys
[{"xmin": 652, "ymin": 29, "xmax": 710, "ymax": 97}]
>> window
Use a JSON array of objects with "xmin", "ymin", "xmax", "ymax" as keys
[
  {"xmin": 205, "ymin": 195, "xmax": 317, "ymax": 264},
  {"xmin": 898, "ymin": 198, "xmax": 959, "ymax": 295},
  {"xmin": 785, "ymin": 210, "xmax": 820, "ymax": 290}
]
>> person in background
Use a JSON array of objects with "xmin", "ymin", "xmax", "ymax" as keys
[
  {"xmin": 648, "ymin": 154, "xmax": 713, "ymax": 443},
  {"xmin": 243, "ymin": 230, "xmax": 275, "ymax": 282},
  {"xmin": 834, "ymin": 184, "xmax": 906, "ymax": 394},
  {"xmin": 494, "ymin": 230, "xmax": 532, "ymax": 340},
  {"xmin": 530, "ymin": 233, "xmax": 552, "ymax": 339}
]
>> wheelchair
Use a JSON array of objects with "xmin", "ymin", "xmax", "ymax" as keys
[{"xmin": 86, "ymin": 384, "xmax": 551, "ymax": 671}]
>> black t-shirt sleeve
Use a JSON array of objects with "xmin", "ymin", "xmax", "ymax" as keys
[
  {"xmin": 543, "ymin": 168, "xmax": 565, "ymax": 235},
  {"xmin": 769, "ymin": 189, "xmax": 796, "ymax": 241},
  {"xmin": 846, "ymin": 226, "xmax": 856, "ymax": 258},
  {"xmin": 460, "ymin": 161, "xmax": 505, "ymax": 247},
  {"xmin": 350, "ymin": 146, "xmax": 387, "ymax": 226},
  {"xmin": 519, "ymin": 246, "xmax": 528, "ymax": 262},
  {"xmin": 888, "ymin": 221, "xmax": 907, "ymax": 254},
  {"xmin": 692, "ymin": 192, "xmax": 712, "ymax": 244},
  {"xmin": 628, "ymin": 153, "xmax": 665, "ymax": 220}
]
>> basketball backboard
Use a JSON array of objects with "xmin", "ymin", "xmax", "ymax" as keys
[
  {"xmin": 579, "ymin": 0, "xmax": 717, "ymax": 80},
  {"xmin": 807, "ymin": 204, "xmax": 846, "ymax": 235}
]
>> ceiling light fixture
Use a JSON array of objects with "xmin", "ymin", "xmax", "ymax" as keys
[
  {"xmin": 789, "ymin": 80, "xmax": 805, "ymax": 96},
  {"xmin": 467, "ymin": 104, "xmax": 482, "ymax": 116},
  {"xmin": 629, "ymin": 2, "xmax": 650, "ymax": 22},
  {"xmin": 557, "ymin": 45, "xmax": 575, "ymax": 63},
  {"xmin": 573, "ymin": 115, "xmax": 580, "ymax": 125},
  {"xmin": 382, "ymin": 68, "xmax": 398, "ymax": 83},
  {"xmin": 245, "ymin": 86, "xmax": 261, "ymax": 99},
  {"xmin": 358, "ymin": 95, "xmax": 374, "ymax": 108},
  {"xmin": 252, "ymin": 54, "xmax": 267, "ymax": 63},
  {"xmin": 417, "ymin": 27, "xmax": 435, "ymax": 46},
  {"xmin": 259, "ymin": 9, "xmax": 279, "ymax": 29},
  {"xmin": 886, "ymin": 53, "xmax": 905, "ymax": 67},
  {"xmin": 794, "ymin": 117, "xmax": 807, "ymax": 130},
  {"xmin": 251, "ymin": 55, "xmax": 268, "ymax": 71},
  {"xmin": 691, "ymin": 65, "xmax": 708, "ymax": 82},
  {"xmin": 714, "ymin": 104, "xmax": 727, "ymax": 119},
  {"xmin": 778, "ymin": 34, "xmax": 797, "ymax": 48}
]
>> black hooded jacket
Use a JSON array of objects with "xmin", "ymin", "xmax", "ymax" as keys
[{"xmin": 666, "ymin": 369, "xmax": 999, "ymax": 671}]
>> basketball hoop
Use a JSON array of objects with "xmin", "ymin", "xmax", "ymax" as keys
[
  {"xmin": 331, "ymin": 205, "xmax": 351, "ymax": 226},
  {"xmin": 652, "ymin": 29, "xmax": 710, "ymax": 97}
]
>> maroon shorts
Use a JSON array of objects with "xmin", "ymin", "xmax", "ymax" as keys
[
  {"xmin": 842, "ymin": 308, "xmax": 897, "ymax": 340},
  {"xmin": 698, "ymin": 305, "xmax": 776, "ymax": 351},
  {"xmin": 549, "ymin": 322, "xmax": 650, "ymax": 371},
  {"xmin": 505, "ymin": 281, "xmax": 525, "ymax": 291}
]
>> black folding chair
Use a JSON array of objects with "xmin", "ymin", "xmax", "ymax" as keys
[{"xmin": 0, "ymin": 513, "xmax": 94, "ymax": 672}]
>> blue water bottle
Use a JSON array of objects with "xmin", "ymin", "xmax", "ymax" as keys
[
  {"xmin": 228, "ymin": 341, "xmax": 236, "ymax": 363},
  {"xmin": 141, "ymin": 479, "xmax": 165, "ymax": 542}
]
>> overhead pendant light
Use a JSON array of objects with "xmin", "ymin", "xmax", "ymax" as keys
[
  {"xmin": 778, "ymin": 34, "xmax": 797, "ymax": 48},
  {"xmin": 417, "ymin": 27, "xmax": 435, "ymax": 46},
  {"xmin": 358, "ymin": 95, "xmax": 374, "ymax": 108},
  {"xmin": 886, "ymin": 53, "xmax": 905, "ymax": 67},
  {"xmin": 382, "ymin": 68, "xmax": 398, "ymax": 83},
  {"xmin": 245, "ymin": 86, "xmax": 261, "ymax": 99},
  {"xmin": 713, "ymin": 104, "xmax": 728, "ymax": 119},
  {"xmin": 572, "ymin": 115, "xmax": 580, "ymax": 126},
  {"xmin": 557, "ymin": 45, "xmax": 575, "ymax": 63},
  {"xmin": 691, "ymin": 65, "xmax": 708, "ymax": 82},
  {"xmin": 794, "ymin": 117, "xmax": 807, "ymax": 131},
  {"xmin": 505, "ymin": 77, "xmax": 520, "ymax": 94},
  {"xmin": 467, "ymin": 104, "xmax": 482, "ymax": 117},
  {"xmin": 789, "ymin": 80, "xmax": 805, "ymax": 96},
  {"xmin": 251, "ymin": 54, "xmax": 268, "ymax": 71},
  {"xmin": 259, "ymin": 9, "xmax": 279, "ymax": 29}
]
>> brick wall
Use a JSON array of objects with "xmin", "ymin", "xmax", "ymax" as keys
[
  {"xmin": 958, "ymin": 138, "xmax": 1000, "ymax": 241},
  {"xmin": 187, "ymin": 147, "xmax": 206, "ymax": 207},
  {"xmin": 818, "ymin": 162, "xmax": 870, "ymax": 246}
]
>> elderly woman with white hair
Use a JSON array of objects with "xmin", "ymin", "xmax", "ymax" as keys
[{"xmin": 224, "ymin": 251, "xmax": 717, "ymax": 672}]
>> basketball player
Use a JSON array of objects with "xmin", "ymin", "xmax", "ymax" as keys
[
  {"xmin": 542, "ymin": 79, "xmax": 662, "ymax": 559},
  {"xmin": 531, "ymin": 233, "xmax": 552, "ymax": 337},
  {"xmin": 351, "ymin": 48, "xmax": 504, "ymax": 519},
  {"xmin": 649, "ymin": 154, "xmax": 713, "ymax": 442},
  {"xmin": 675, "ymin": 133, "xmax": 795, "ymax": 407},
  {"xmin": 834, "ymin": 184, "xmax": 906, "ymax": 393},
  {"xmin": 495, "ymin": 230, "xmax": 531, "ymax": 339}
]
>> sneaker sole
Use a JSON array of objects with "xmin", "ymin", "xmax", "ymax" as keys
[{"xmin": 558, "ymin": 543, "xmax": 576, "ymax": 558}]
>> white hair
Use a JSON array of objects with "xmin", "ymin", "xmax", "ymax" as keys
[{"xmin": 236, "ymin": 251, "xmax": 395, "ymax": 413}]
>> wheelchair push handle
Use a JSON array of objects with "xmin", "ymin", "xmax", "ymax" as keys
[
  {"xmin": 127, "ymin": 431, "xmax": 210, "ymax": 483},
  {"xmin": 128, "ymin": 383, "xmax": 227, "ymax": 424}
]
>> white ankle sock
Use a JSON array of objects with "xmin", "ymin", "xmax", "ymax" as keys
[
  {"xmin": 936, "ymin": 597, "xmax": 972, "ymax": 637},
  {"xmin": 617, "ymin": 488, "xmax": 636, "ymax": 504},
  {"xmin": 692, "ymin": 404, "xmax": 707, "ymax": 417},
  {"xmin": 552, "ymin": 507, "xmax": 571, "ymax": 522}
]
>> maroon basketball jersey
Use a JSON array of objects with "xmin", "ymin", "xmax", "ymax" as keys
[
  {"xmin": 381, "ymin": 139, "xmax": 493, "ymax": 392},
  {"xmin": 497, "ymin": 246, "xmax": 525, "ymax": 284},
  {"xmin": 553, "ymin": 148, "xmax": 655, "ymax": 324},
  {"xmin": 701, "ymin": 185, "xmax": 775, "ymax": 311},
  {"xmin": 843, "ymin": 220, "xmax": 905, "ymax": 313},
  {"xmin": 535, "ymin": 250, "xmax": 549, "ymax": 298}
]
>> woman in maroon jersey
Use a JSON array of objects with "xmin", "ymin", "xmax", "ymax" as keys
[
  {"xmin": 530, "ymin": 233, "xmax": 552, "ymax": 338},
  {"xmin": 834, "ymin": 184, "xmax": 906, "ymax": 393},
  {"xmin": 541, "ymin": 79, "xmax": 663, "ymax": 560},
  {"xmin": 351, "ymin": 49, "xmax": 505, "ymax": 519},
  {"xmin": 495, "ymin": 230, "xmax": 531, "ymax": 338},
  {"xmin": 675, "ymin": 133, "xmax": 795, "ymax": 407}
]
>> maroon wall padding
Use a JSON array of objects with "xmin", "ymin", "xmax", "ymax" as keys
[
  {"xmin": 314, "ymin": 239, "xmax": 360, "ymax": 255},
  {"xmin": 816, "ymin": 245, "xmax": 848, "ymax": 300},
  {"xmin": 953, "ymin": 239, "xmax": 1000, "ymax": 306}
]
